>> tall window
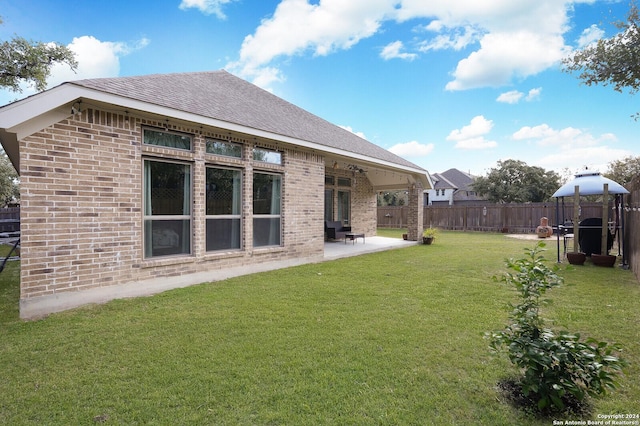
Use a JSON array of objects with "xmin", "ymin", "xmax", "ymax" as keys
[
  {"xmin": 143, "ymin": 159, "xmax": 192, "ymax": 258},
  {"xmin": 253, "ymin": 173, "xmax": 281, "ymax": 247},
  {"xmin": 206, "ymin": 167, "xmax": 242, "ymax": 251},
  {"xmin": 338, "ymin": 190, "xmax": 350, "ymax": 225}
]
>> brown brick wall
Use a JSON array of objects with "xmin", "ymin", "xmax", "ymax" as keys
[{"xmin": 19, "ymin": 108, "xmax": 325, "ymax": 302}]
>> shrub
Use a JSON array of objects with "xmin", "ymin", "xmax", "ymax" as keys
[{"xmin": 486, "ymin": 243, "xmax": 627, "ymax": 413}]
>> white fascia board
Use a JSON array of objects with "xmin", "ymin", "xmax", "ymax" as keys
[{"xmin": 0, "ymin": 85, "xmax": 85, "ymax": 131}]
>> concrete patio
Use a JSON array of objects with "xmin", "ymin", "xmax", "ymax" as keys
[{"xmin": 324, "ymin": 236, "xmax": 417, "ymax": 260}]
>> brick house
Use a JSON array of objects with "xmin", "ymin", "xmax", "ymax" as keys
[{"xmin": 0, "ymin": 70, "xmax": 430, "ymax": 318}]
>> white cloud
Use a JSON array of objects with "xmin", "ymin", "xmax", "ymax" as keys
[
  {"xmin": 227, "ymin": 0, "xmax": 581, "ymax": 90},
  {"xmin": 47, "ymin": 36, "xmax": 149, "ymax": 87},
  {"xmin": 447, "ymin": 115, "xmax": 493, "ymax": 140},
  {"xmin": 227, "ymin": 0, "xmax": 393, "ymax": 86},
  {"xmin": 526, "ymin": 87, "xmax": 542, "ymax": 101},
  {"xmin": 446, "ymin": 115, "xmax": 497, "ymax": 149},
  {"xmin": 339, "ymin": 125, "xmax": 367, "ymax": 140},
  {"xmin": 388, "ymin": 140, "xmax": 435, "ymax": 157},
  {"xmin": 417, "ymin": 24, "xmax": 480, "ymax": 52},
  {"xmin": 380, "ymin": 41, "xmax": 417, "ymax": 60},
  {"xmin": 577, "ymin": 24, "xmax": 605, "ymax": 48},
  {"xmin": 179, "ymin": 0, "xmax": 236, "ymax": 19},
  {"xmin": 445, "ymin": 31, "xmax": 567, "ymax": 90},
  {"xmin": 497, "ymin": 87, "xmax": 541, "ymax": 104},
  {"xmin": 512, "ymin": 123, "xmax": 631, "ymax": 172},
  {"xmin": 496, "ymin": 90, "xmax": 523, "ymax": 104}
]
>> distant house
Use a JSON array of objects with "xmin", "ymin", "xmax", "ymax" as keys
[
  {"xmin": 0, "ymin": 70, "xmax": 431, "ymax": 318},
  {"xmin": 424, "ymin": 168, "xmax": 486, "ymax": 206}
]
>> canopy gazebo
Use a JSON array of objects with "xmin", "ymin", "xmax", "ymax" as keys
[{"xmin": 552, "ymin": 170, "xmax": 630, "ymax": 265}]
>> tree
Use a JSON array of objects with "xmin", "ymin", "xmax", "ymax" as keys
[
  {"xmin": 0, "ymin": 17, "xmax": 77, "ymax": 92},
  {"xmin": 377, "ymin": 190, "xmax": 407, "ymax": 206},
  {"xmin": 604, "ymin": 154, "xmax": 640, "ymax": 186},
  {"xmin": 472, "ymin": 159, "xmax": 561, "ymax": 203},
  {"xmin": 0, "ymin": 151, "xmax": 18, "ymax": 205},
  {"xmin": 562, "ymin": 1, "xmax": 640, "ymax": 117}
]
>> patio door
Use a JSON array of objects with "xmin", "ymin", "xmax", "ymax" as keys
[
  {"xmin": 337, "ymin": 190, "xmax": 350, "ymax": 225},
  {"xmin": 324, "ymin": 189, "xmax": 334, "ymax": 221}
]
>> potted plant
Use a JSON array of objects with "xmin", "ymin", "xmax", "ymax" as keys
[
  {"xmin": 422, "ymin": 227, "xmax": 438, "ymax": 245},
  {"xmin": 591, "ymin": 252, "xmax": 616, "ymax": 267},
  {"xmin": 566, "ymin": 251, "xmax": 586, "ymax": 265}
]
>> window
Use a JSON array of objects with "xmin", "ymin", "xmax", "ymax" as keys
[
  {"xmin": 253, "ymin": 173, "xmax": 281, "ymax": 247},
  {"xmin": 253, "ymin": 148, "xmax": 282, "ymax": 165},
  {"xmin": 325, "ymin": 176, "xmax": 335, "ymax": 185},
  {"xmin": 337, "ymin": 190, "xmax": 350, "ymax": 225},
  {"xmin": 143, "ymin": 159, "xmax": 192, "ymax": 258},
  {"xmin": 206, "ymin": 139, "xmax": 242, "ymax": 158},
  {"xmin": 337, "ymin": 177, "xmax": 351, "ymax": 187},
  {"xmin": 143, "ymin": 128, "xmax": 191, "ymax": 150},
  {"xmin": 206, "ymin": 167, "xmax": 242, "ymax": 251}
]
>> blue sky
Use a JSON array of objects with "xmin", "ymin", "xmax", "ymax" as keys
[{"xmin": 1, "ymin": 0, "xmax": 637, "ymax": 179}]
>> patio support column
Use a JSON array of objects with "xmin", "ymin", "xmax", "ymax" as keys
[{"xmin": 406, "ymin": 181, "xmax": 424, "ymax": 241}]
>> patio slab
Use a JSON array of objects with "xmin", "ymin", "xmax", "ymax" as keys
[{"xmin": 324, "ymin": 236, "xmax": 417, "ymax": 260}]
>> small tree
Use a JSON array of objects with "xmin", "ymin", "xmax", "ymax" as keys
[
  {"xmin": 487, "ymin": 243, "xmax": 626, "ymax": 413},
  {"xmin": 0, "ymin": 17, "xmax": 77, "ymax": 92}
]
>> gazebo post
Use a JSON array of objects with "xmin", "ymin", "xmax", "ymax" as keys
[
  {"xmin": 601, "ymin": 183, "xmax": 609, "ymax": 256},
  {"xmin": 555, "ymin": 197, "xmax": 561, "ymax": 263},
  {"xmin": 621, "ymin": 194, "xmax": 628, "ymax": 268},
  {"xmin": 573, "ymin": 185, "xmax": 580, "ymax": 253}
]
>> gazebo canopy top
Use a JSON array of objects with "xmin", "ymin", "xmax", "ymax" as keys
[{"xmin": 552, "ymin": 170, "xmax": 630, "ymax": 197}]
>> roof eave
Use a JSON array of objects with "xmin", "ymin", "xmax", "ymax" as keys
[{"xmin": 1, "ymin": 83, "xmax": 430, "ymax": 183}]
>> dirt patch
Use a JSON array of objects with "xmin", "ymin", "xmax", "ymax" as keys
[{"xmin": 505, "ymin": 234, "xmax": 552, "ymax": 241}]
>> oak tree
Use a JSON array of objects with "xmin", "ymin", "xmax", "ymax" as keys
[
  {"xmin": 563, "ymin": 2, "xmax": 640, "ymax": 117},
  {"xmin": 0, "ymin": 17, "xmax": 77, "ymax": 92},
  {"xmin": 472, "ymin": 159, "xmax": 561, "ymax": 203}
]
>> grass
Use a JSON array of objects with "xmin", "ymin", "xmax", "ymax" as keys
[{"xmin": 0, "ymin": 231, "xmax": 638, "ymax": 424}]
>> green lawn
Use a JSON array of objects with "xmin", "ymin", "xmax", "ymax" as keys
[{"xmin": 0, "ymin": 231, "xmax": 638, "ymax": 424}]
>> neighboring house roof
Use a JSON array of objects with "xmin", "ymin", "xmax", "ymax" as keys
[
  {"xmin": 437, "ymin": 168, "xmax": 475, "ymax": 190},
  {"xmin": 427, "ymin": 168, "xmax": 486, "ymax": 202},
  {"xmin": 0, "ymin": 70, "xmax": 431, "ymax": 189}
]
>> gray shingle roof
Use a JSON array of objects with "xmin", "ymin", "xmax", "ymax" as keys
[
  {"xmin": 434, "ymin": 168, "xmax": 475, "ymax": 190},
  {"xmin": 68, "ymin": 70, "xmax": 423, "ymax": 171}
]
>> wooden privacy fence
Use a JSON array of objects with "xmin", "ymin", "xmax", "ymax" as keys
[
  {"xmin": 623, "ymin": 177, "xmax": 640, "ymax": 282},
  {"xmin": 378, "ymin": 202, "xmax": 608, "ymax": 234},
  {"xmin": 0, "ymin": 207, "xmax": 20, "ymax": 233}
]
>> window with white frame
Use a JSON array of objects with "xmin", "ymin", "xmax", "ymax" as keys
[
  {"xmin": 253, "ymin": 172, "xmax": 281, "ymax": 247},
  {"xmin": 143, "ymin": 159, "xmax": 192, "ymax": 258},
  {"xmin": 206, "ymin": 167, "xmax": 242, "ymax": 251}
]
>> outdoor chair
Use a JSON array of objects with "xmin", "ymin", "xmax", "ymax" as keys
[{"xmin": 324, "ymin": 220, "xmax": 351, "ymax": 241}]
